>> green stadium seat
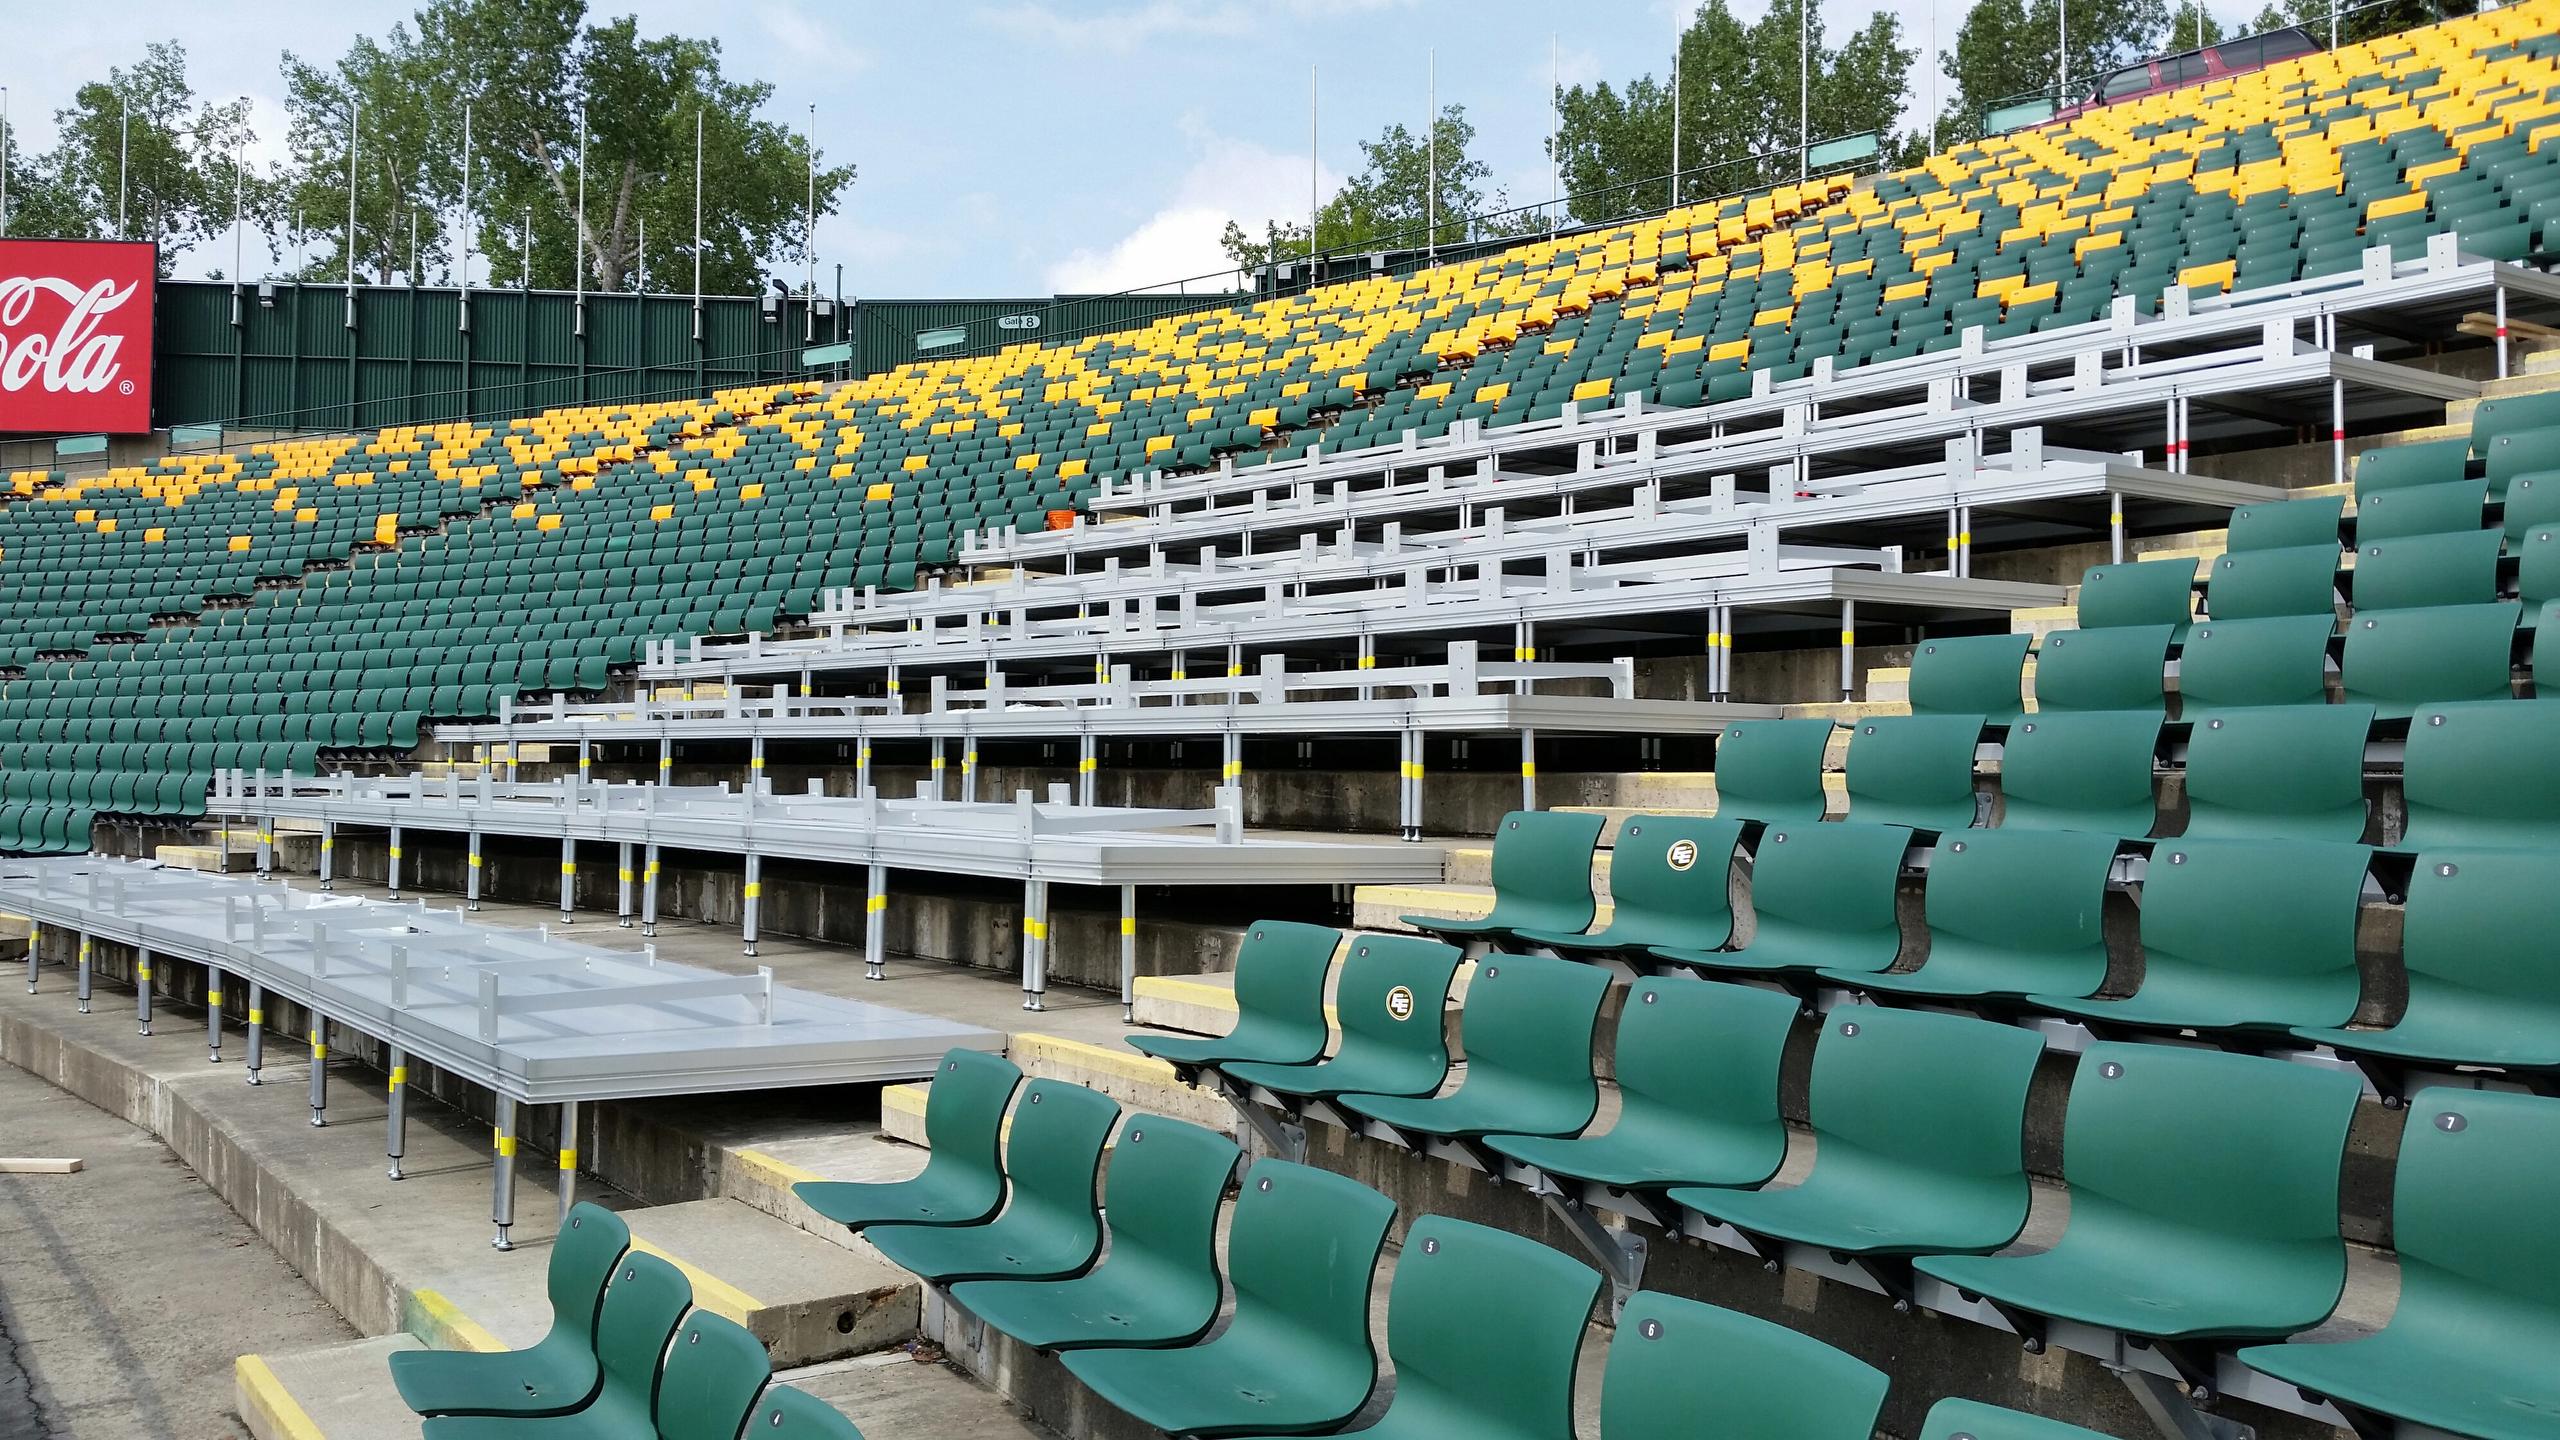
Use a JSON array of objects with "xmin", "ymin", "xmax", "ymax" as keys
[
  {"xmin": 1917, "ymin": 1398, "xmax": 2115, "ymax": 1440},
  {"xmin": 1063, "ymin": 1162, "xmax": 1393, "ymax": 1437},
  {"xmin": 1483, "ymin": 978, "xmax": 1794, "ymax": 1194},
  {"xmin": 1842, "ymin": 714, "xmax": 1985, "ymax": 831},
  {"xmin": 2075, "ymin": 557, "xmax": 2197, "ymax": 630},
  {"xmin": 418, "ymin": 1251, "xmax": 690, "ymax": 1440},
  {"xmin": 2180, "ymin": 703, "xmax": 2374, "ymax": 843},
  {"xmin": 2351, "ymin": 528, "xmax": 2505, "ymax": 611},
  {"xmin": 951, "ymin": 1116, "xmax": 1240, "ymax": 1351},
  {"xmin": 1127, "ymin": 921, "xmax": 1336, "ymax": 1072},
  {"xmin": 2398, "ymin": 700, "xmax": 2560, "ymax": 851},
  {"xmin": 795, "ymin": 1049, "xmax": 1020, "ymax": 1231},
  {"xmin": 2354, "ymin": 476, "xmax": 2490, "ymax": 540},
  {"xmin": 2203, "ymin": 545, "xmax": 2340, "ymax": 619},
  {"xmin": 2227, "ymin": 494, "xmax": 2345, "ymax": 553},
  {"xmin": 1219, "ymin": 935, "xmax": 1462, "ymax": 1102},
  {"xmin": 2339, "ymin": 602, "xmax": 2519, "ymax": 717},
  {"xmin": 1840, "ymin": 827, "xmax": 2118, "ymax": 1001},
  {"xmin": 1505, "ymin": 816, "xmax": 1744, "ymax": 958},
  {"xmin": 1598, "ymin": 1292, "xmax": 1889, "ymax": 1440},
  {"xmin": 2028, "ymin": 625, "xmax": 2171, "ymax": 716},
  {"xmin": 1996, "ymin": 711, "xmax": 2161, "ymax": 836},
  {"xmin": 1709, "ymin": 718, "xmax": 1837, "ymax": 825},
  {"xmin": 2174, "ymin": 614, "xmax": 2336, "ymax": 718},
  {"xmin": 2032, "ymin": 837, "xmax": 2368, "ymax": 1033},
  {"xmin": 1672, "ymin": 1007, "xmax": 2043, "ymax": 1265},
  {"xmin": 864, "ymin": 1079, "xmax": 1118, "ymax": 1284},
  {"xmin": 654, "ymin": 1311, "xmax": 773, "ymax": 1440},
  {"xmin": 1341, "ymin": 953, "xmax": 1612, "ymax": 1143},
  {"xmin": 389, "ymin": 1202, "xmax": 629, "ymax": 1418},
  {"xmin": 1652, "ymin": 821, "xmax": 1908, "ymax": 980},
  {"xmin": 1916, "ymin": 1044, "xmax": 2362, "ymax": 1342},
  {"xmin": 1908, "ymin": 632, "xmax": 2031, "ymax": 725},
  {"xmin": 2355, "ymin": 437, "xmax": 2472, "ymax": 498},
  {"xmin": 2238, "ymin": 1087, "xmax": 2560, "ymax": 1440},
  {"xmin": 741, "ymin": 1388, "xmax": 866, "ymax": 1438},
  {"xmin": 1402, "ymin": 810, "xmax": 1606, "ymax": 944}
]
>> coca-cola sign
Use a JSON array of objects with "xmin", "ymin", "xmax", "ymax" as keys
[{"xmin": 0, "ymin": 239, "xmax": 156, "ymax": 435}]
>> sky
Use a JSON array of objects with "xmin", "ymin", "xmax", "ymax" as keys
[{"xmin": 1, "ymin": 0, "xmax": 2082, "ymax": 300}]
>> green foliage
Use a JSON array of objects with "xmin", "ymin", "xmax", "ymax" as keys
[
  {"xmin": 1220, "ymin": 104, "xmax": 1525, "ymax": 276},
  {"xmin": 1937, "ymin": 0, "xmax": 2170, "ymax": 146},
  {"xmin": 9, "ymin": 42, "xmax": 263, "ymax": 275}
]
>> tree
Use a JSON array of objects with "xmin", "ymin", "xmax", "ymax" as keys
[
  {"xmin": 2248, "ymin": 0, "xmax": 2475, "ymax": 46},
  {"xmin": 1219, "ymin": 104, "xmax": 1519, "ymax": 274},
  {"xmin": 1937, "ymin": 0, "xmax": 2170, "ymax": 146},
  {"xmin": 11, "ymin": 42, "xmax": 263, "ymax": 274},
  {"xmin": 281, "ymin": 27, "xmax": 455, "ymax": 284}
]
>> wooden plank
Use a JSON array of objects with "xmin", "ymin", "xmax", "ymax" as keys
[{"xmin": 0, "ymin": 1158, "xmax": 84, "ymax": 1174}]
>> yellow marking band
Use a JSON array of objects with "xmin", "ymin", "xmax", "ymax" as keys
[
  {"xmin": 1025, "ymin": 917, "xmax": 1049, "ymax": 940},
  {"xmin": 137, "ymin": 964, "xmax": 152, "ymax": 980},
  {"xmin": 390, "ymin": 1066, "xmax": 407, "ymax": 1088},
  {"xmin": 625, "ymin": 1238, "xmax": 766, "ymax": 1321},
  {"xmin": 1841, "ymin": 631, "xmax": 1856, "ymax": 646},
  {"xmin": 1121, "ymin": 917, "xmax": 1137, "ymax": 936},
  {"xmin": 389, "ymin": 846, "xmax": 403, "ymax": 859},
  {"xmin": 1223, "ymin": 761, "xmax": 1244, "ymax": 779},
  {"xmin": 258, "ymin": 832, "xmax": 274, "ymax": 845},
  {"xmin": 1957, "ymin": 531, "xmax": 1972, "ymax": 546},
  {"xmin": 468, "ymin": 853, "xmax": 482, "ymax": 867},
  {"xmin": 867, "ymin": 894, "xmax": 888, "ymax": 913},
  {"xmin": 1521, "ymin": 761, "xmax": 1538, "ymax": 777},
  {"xmin": 931, "ymin": 756, "xmax": 945, "ymax": 770},
  {"xmin": 1514, "ymin": 646, "xmax": 1534, "ymax": 661},
  {"xmin": 659, "ymin": 756, "xmax": 673, "ymax": 769},
  {"xmin": 249, "ymin": 1008, "xmax": 265, "ymax": 1024},
  {"xmin": 749, "ymin": 756, "xmax": 764, "ymax": 769},
  {"xmin": 1358, "ymin": 655, "xmax": 1376, "ymax": 669},
  {"xmin": 1172, "ymin": 669, "xmax": 1187, "ymax": 680},
  {"xmin": 2109, "ymin": 511, "xmax": 2124, "ymax": 525},
  {"xmin": 618, "ymin": 868, "xmax": 634, "ymax": 883},
  {"xmin": 495, "ymin": 1133, "xmax": 516, "ymax": 1157},
  {"xmin": 559, "ymin": 1148, "xmax": 578, "ymax": 1171},
  {"xmin": 1228, "ymin": 664, "xmax": 1243, "ymax": 677},
  {"xmin": 1079, "ymin": 757, "xmax": 1097, "ymax": 773},
  {"xmin": 560, "ymin": 861, "xmax": 577, "ymax": 875},
  {"xmin": 234, "ymin": 1355, "xmax": 325, "ymax": 1440},
  {"xmin": 320, "ymin": 838, "xmax": 333, "ymax": 852},
  {"xmin": 310, "ymin": 1039, "xmax": 327, "ymax": 1059},
  {"xmin": 744, "ymin": 882, "xmax": 763, "ymax": 899},
  {"xmin": 208, "ymin": 990, "xmax": 222, "ymax": 1005},
  {"xmin": 645, "ymin": 862, "xmax": 661, "ymax": 879}
]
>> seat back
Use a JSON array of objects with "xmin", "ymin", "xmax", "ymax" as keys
[
  {"xmin": 1746, "ymin": 821, "xmax": 1909, "ymax": 972},
  {"xmin": 1227, "ymin": 1161, "xmax": 1396, "ymax": 1371},
  {"xmin": 1997, "ymin": 711, "xmax": 2160, "ymax": 837},
  {"xmin": 1611, "ymin": 978, "xmax": 1794, "ymax": 1151},
  {"xmin": 1600, "ymin": 1291, "xmax": 1888, "ymax": 1440},
  {"xmin": 2063, "ymin": 1043, "xmax": 2360, "ymax": 1251},
  {"xmin": 1382, "ymin": 1217, "xmax": 1599, "ymax": 1437},
  {"xmin": 1098, "ymin": 1114, "xmax": 1241, "ymax": 1290},
  {"xmin": 550, "ymin": 1202, "xmax": 632, "ymax": 1351},
  {"xmin": 1606, "ymin": 815, "xmax": 1746, "ymax": 949},
  {"xmin": 1711, "ymin": 719, "xmax": 1835, "ymax": 824},
  {"xmin": 1333, "ymin": 933, "xmax": 1463, "ymax": 1067},
  {"xmin": 2504, "ymin": 470, "xmax": 2560, "ymax": 541},
  {"xmin": 654, "ymin": 1311, "xmax": 772, "ymax": 1440},
  {"xmin": 2076, "ymin": 557, "xmax": 2197, "ymax": 629},
  {"xmin": 2029, "ymin": 625, "xmax": 2170, "ymax": 715},
  {"xmin": 2355, "ymin": 435, "xmax": 2471, "ymax": 497},
  {"xmin": 2468, "ymin": 389, "xmax": 2560, "ymax": 457},
  {"xmin": 1229, "ymin": 920, "xmax": 1341, "ymax": 1059},
  {"xmin": 594, "ymin": 1252, "xmax": 693, "ymax": 1418},
  {"xmin": 1842, "ymin": 714, "xmax": 1984, "ymax": 831},
  {"xmin": 2351, "ymin": 529, "xmax": 2503, "ymax": 612},
  {"xmin": 999, "ymin": 1079, "xmax": 1119, "ymax": 1233},
  {"xmin": 2203, "ymin": 544, "xmax": 2339, "ymax": 620},
  {"xmin": 2176, "ymin": 614, "xmax": 2335, "ymax": 718},
  {"xmin": 1918, "ymin": 1397, "xmax": 2115, "ymax": 1439},
  {"xmin": 2135, "ymin": 837, "xmax": 2369, "ymax": 1027},
  {"xmin": 745, "ymin": 1386, "xmax": 868, "ymax": 1438},
  {"xmin": 1908, "ymin": 632, "xmax": 2032, "ymax": 724},
  {"xmin": 2354, "ymin": 476, "xmax": 2489, "ymax": 542},
  {"xmin": 2227, "ymin": 494, "xmax": 2345, "ymax": 553},
  {"xmin": 2181, "ymin": 703, "xmax": 2373, "ymax": 843},
  {"xmin": 2399, "ymin": 849, "xmax": 2560, "ymax": 1021},
  {"xmin": 1806, "ymin": 1005, "xmax": 2042, "ymax": 1182},
  {"xmin": 2393, "ymin": 1088, "xmax": 2560, "ymax": 1312},
  {"xmin": 2339, "ymin": 602, "xmax": 2519, "ymax": 718},
  {"xmin": 1923, "ymin": 828, "xmax": 2119, "ymax": 997},
  {"xmin": 2481, "ymin": 421, "xmax": 2560, "ymax": 500},
  {"xmin": 1485, "ymin": 809, "xmax": 1607, "ymax": 933},
  {"xmin": 2403, "ymin": 700, "xmax": 2560, "ymax": 849},
  {"xmin": 1457, "ymin": 953, "xmax": 1612, "ymax": 1102},
  {"xmin": 921, "ymin": 1047, "xmax": 1023, "ymax": 1204}
]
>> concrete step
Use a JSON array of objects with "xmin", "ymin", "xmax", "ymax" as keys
[
  {"xmin": 236, "ymin": 1335, "xmax": 424, "ymax": 1440},
  {"xmin": 1131, "ymin": 971, "xmax": 1246, "ymax": 1035},
  {"xmin": 155, "ymin": 843, "xmax": 253, "ymax": 873},
  {"xmin": 625, "ymin": 1198, "xmax": 917, "ymax": 1364},
  {"xmin": 1005, "ymin": 1031, "xmax": 1234, "ymax": 1133},
  {"xmin": 1356, "ymin": 882, "xmax": 1621, "ymax": 936},
  {"xmin": 1552, "ymin": 805, "xmax": 1716, "ymax": 845},
  {"xmin": 1445, "ymin": 845, "xmax": 1616, "ymax": 899}
]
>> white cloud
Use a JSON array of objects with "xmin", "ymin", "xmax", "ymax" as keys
[
  {"xmin": 977, "ymin": 1, "xmax": 1255, "ymax": 52},
  {"xmin": 754, "ymin": 5, "xmax": 876, "ymax": 73},
  {"xmin": 1043, "ymin": 127, "xmax": 1339, "ymax": 294}
]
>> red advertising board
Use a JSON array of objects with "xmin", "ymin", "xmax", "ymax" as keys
[{"xmin": 0, "ymin": 238, "xmax": 157, "ymax": 435}]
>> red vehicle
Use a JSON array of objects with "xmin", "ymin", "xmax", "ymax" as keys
[{"xmin": 2054, "ymin": 26, "xmax": 2324, "ymax": 122}]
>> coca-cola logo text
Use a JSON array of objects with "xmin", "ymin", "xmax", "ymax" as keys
[
  {"xmin": 0, "ymin": 276, "xmax": 139, "ymax": 399},
  {"xmin": 0, "ymin": 239, "xmax": 156, "ymax": 435}
]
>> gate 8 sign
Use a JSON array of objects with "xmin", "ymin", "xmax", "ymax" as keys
[{"xmin": 0, "ymin": 239, "xmax": 156, "ymax": 435}]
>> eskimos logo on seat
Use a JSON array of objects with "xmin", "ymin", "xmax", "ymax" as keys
[{"xmin": 0, "ymin": 239, "xmax": 156, "ymax": 435}]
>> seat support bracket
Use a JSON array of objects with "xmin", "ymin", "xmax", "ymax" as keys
[{"xmin": 1531, "ymin": 1179, "xmax": 1648, "ymax": 1320}]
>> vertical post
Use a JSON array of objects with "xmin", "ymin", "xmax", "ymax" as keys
[
  {"xmin": 1020, "ymin": 879, "xmax": 1049, "ymax": 1012},
  {"xmin": 491, "ymin": 1097, "xmax": 519, "ymax": 1251},
  {"xmin": 76, "ymin": 932, "xmax": 91, "ymax": 1013},
  {"xmin": 856, "ymin": 740, "xmax": 872, "ymax": 794},
  {"xmin": 467, "ymin": 829, "xmax": 483, "ymax": 910},
  {"xmin": 1520, "ymin": 729, "xmax": 1539, "ymax": 812},
  {"xmin": 559, "ymin": 836, "xmax": 577, "ymax": 924},
  {"xmin": 1119, "ymin": 884, "xmax": 1138, "ymax": 1023},
  {"xmin": 1669, "ymin": 21, "xmax": 1684, "ymax": 207},
  {"xmin": 245, "ymin": 982, "xmax": 265, "ymax": 1084},
  {"xmin": 385, "ymin": 1046, "xmax": 407, "ymax": 1179},
  {"xmin": 557, "ymin": 1102, "xmax": 580, "ymax": 1220},
  {"xmin": 961, "ymin": 736, "xmax": 979, "ymax": 803},
  {"xmin": 932, "ymin": 739, "xmax": 948, "ymax": 800},
  {"xmin": 1222, "ymin": 732, "xmax": 1243, "ymax": 791},
  {"xmin": 803, "ymin": 103, "xmax": 817, "ymax": 339},
  {"xmin": 206, "ymin": 962, "xmax": 223, "ymax": 1063},
  {"xmin": 1309, "ymin": 65, "xmax": 1320, "ymax": 273},
  {"xmin": 864, "ymin": 862, "xmax": 888, "ymax": 981},
  {"xmin": 573, "ymin": 107, "xmax": 587, "ymax": 310},
  {"xmin": 578, "ymin": 734, "xmax": 592, "ymax": 784},
  {"xmin": 257, "ymin": 818, "xmax": 275, "ymax": 876},
  {"xmin": 308, "ymin": 1019, "xmax": 329, "ymax": 1127},
  {"xmin": 692, "ymin": 108, "xmax": 704, "ymax": 340},
  {"xmin": 2331, "ymin": 379, "xmax": 2347, "ymax": 488},
  {"xmin": 617, "ymin": 841, "xmax": 634, "ymax": 927},
  {"xmin": 741, "ymin": 852, "xmax": 762, "ymax": 958},
  {"xmin": 1839, "ymin": 600, "xmax": 1857, "ymax": 700},
  {"xmin": 117, "ymin": 96, "xmax": 128, "ymax": 238},
  {"xmin": 749, "ymin": 733, "xmax": 765, "ymax": 791},
  {"xmin": 1078, "ymin": 734, "xmax": 1097, "ymax": 806},
  {"xmin": 387, "ymin": 823, "xmax": 404, "ymax": 897},
  {"xmin": 659, "ymin": 735, "xmax": 673, "ymax": 786},
  {"xmin": 2059, "ymin": 0, "xmax": 2070, "ymax": 101},
  {"xmin": 20, "ymin": 920, "xmax": 32, "ymax": 993},
  {"xmin": 461, "ymin": 103, "xmax": 473, "ymax": 313},
  {"xmin": 345, "ymin": 100, "xmax": 359, "ymax": 306},
  {"xmin": 319, "ymin": 818, "xmax": 336, "ymax": 889},
  {"xmin": 1798, "ymin": 0, "xmax": 1810, "ymax": 182},
  {"xmin": 1426, "ymin": 48, "xmax": 1437, "ymax": 264},
  {"xmin": 642, "ymin": 843, "xmax": 662, "ymax": 937},
  {"xmin": 135, "ymin": 947, "xmax": 153, "ymax": 1035},
  {"xmin": 2495, "ymin": 284, "xmax": 2510, "ymax": 380},
  {"xmin": 2109, "ymin": 491, "xmax": 2126, "ymax": 564}
]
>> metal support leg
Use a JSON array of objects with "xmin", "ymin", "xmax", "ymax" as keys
[
  {"xmin": 2331, "ymin": 379, "xmax": 2347, "ymax": 489},
  {"xmin": 1958, "ymin": 505, "xmax": 1974, "ymax": 577},
  {"xmin": 558, "ymin": 836, "xmax": 576, "ymax": 924},
  {"xmin": 1221, "ymin": 732, "xmax": 1242, "ymax": 791},
  {"xmin": 855, "ymin": 741, "xmax": 872, "ymax": 795},
  {"xmin": 557, "ymin": 1102, "xmax": 580, "ymax": 1220},
  {"xmin": 749, "ymin": 734, "xmax": 764, "ymax": 792},
  {"xmin": 1119, "ymin": 885, "xmax": 1138, "ymax": 1023},
  {"xmin": 319, "ymin": 819, "xmax": 336, "ymax": 890},
  {"xmin": 864, "ymin": 863, "xmax": 887, "ymax": 981},
  {"xmin": 2118, "ymin": 1369, "xmax": 2256, "ymax": 1440},
  {"xmin": 22, "ymin": 921, "xmax": 35, "ymax": 992},
  {"xmin": 1218, "ymin": 1087, "xmax": 1308, "ymax": 1163},
  {"xmin": 1532, "ymin": 1184, "xmax": 1650, "ymax": 1321},
  {"xmin": 1839, "ymin": 600, "xmax": 1857, "ymax": 700},
  {"xmin": 658, "ymin": 736, "xmax": 672, "ymax": 787},
  {"xmin": 1078, "ymin": 734, "xmax": 1097, "ymax": 807},
  {"xmin": 466, "ymin": 829, "xmax": 483, "ymax": 910},
  {"xmin": 641, "ymin": 844, "xmax": 661, "ymax": 937},
  {"xmin": 491, "ymin": 1097, "xmax": 519, "ymax": 1251},
  {"xmin": 257, "ymin": 819, "xmax": 274, "ymax": 876},
  {"xmin": 308, "ymin": 1020, "xmax": 329, "ymax": 1126},
  {"xmin": 2109, "ymin": 489, "xmax": 2126, "ymax": 564},
  {"xmin": 1519, "ymin": 727, "xmax": 1538, "ymax": 811},
  {"xmin": 1399, "ymin": 730, "xmax": 1419, "ymax": 842},
  {"xmin": 932, "ymin": 739, "xmax": 949, "ymax": 799},
  {"xmin": 206, "ymin": 963, "xmax": 223, "ymax": 1063},
  {"xmin": 2496, "ymin": 282, "xmax": 2511, "ymax": 380},
  {"xmin": 76, "ymin": 933, "xmax": 91, "ymax": 1013},
  {"xmin": 245, "ymin": 982, "xmax": 265, "ymax": 1085},
  {"xmin": 742, "ymin": 852, "xmax": 763, "ymax": 957},
  {"xmin": 1021, "ymin": 878, "xmax": 1049, "ymax": 1012},
  {"xmin": 961, "ymin": 738, "xmax": 979, "ymax": 803},
  {"xmin": 385, "ymin": 1047, "xmax": 408, "ymax": 1179},
  {"xmin": 135, "ymin": 947, "xmax": 153, "ymax": 1035},
  {"xmin": 579, "ymin": 735, "xmax": 593, "ymax": 785},
  {"xmin": 387, "ymin": 824, "xmax": 403, "ymax": 898},
  {"xmin": 616, "ymin": 842, "xmax": 634, "ymax": 927}
]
